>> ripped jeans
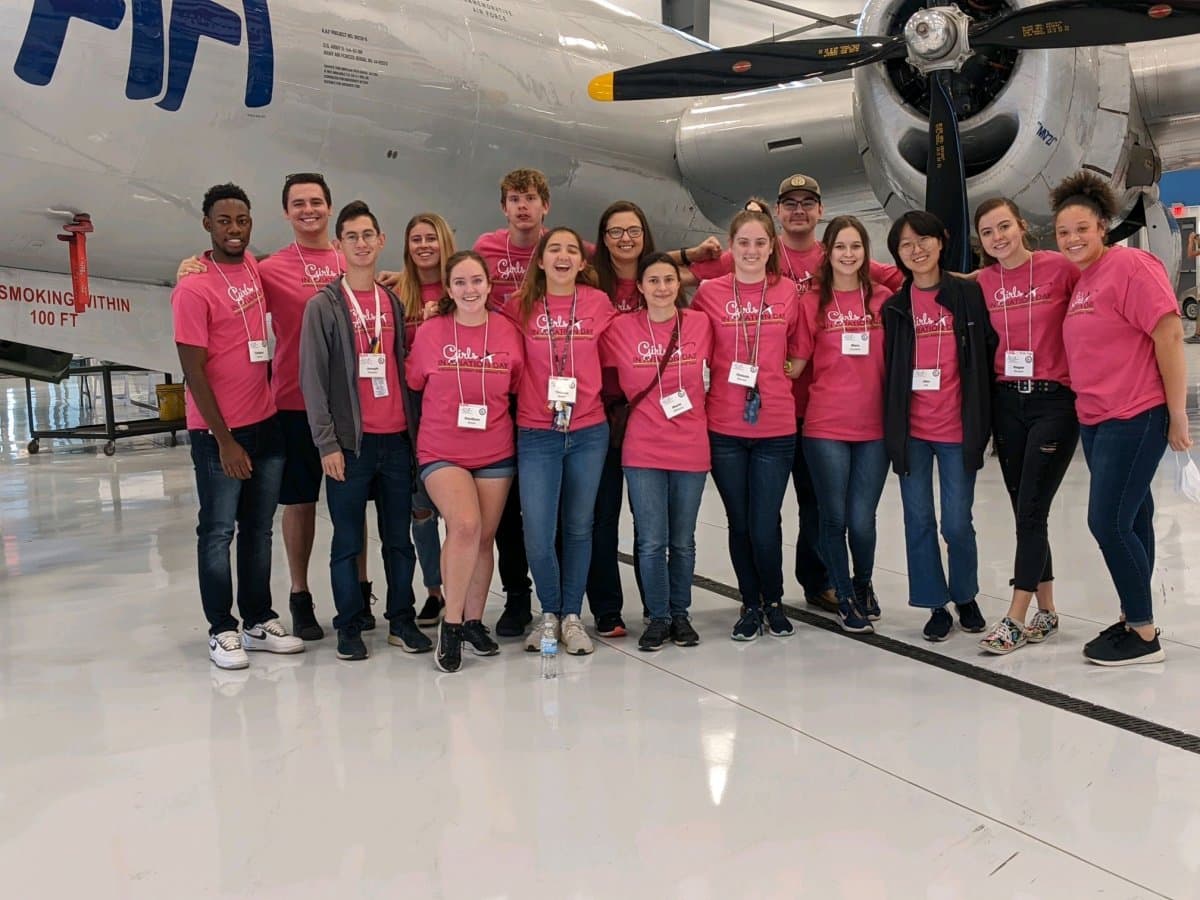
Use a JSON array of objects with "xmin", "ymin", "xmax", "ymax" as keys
[{"xmin": 991, "ymin": 385, "xmax": 1080, "ymax": 593}]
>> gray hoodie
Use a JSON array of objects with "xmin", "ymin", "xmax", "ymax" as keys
[{"xmin": 299, "ymin": 280, "xmax": 418, "ymax": 457}]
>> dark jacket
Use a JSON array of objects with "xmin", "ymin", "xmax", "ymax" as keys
[
  {"xmin": 881, "ymin": 274, "xmax": 998, "ymax": 475},
  {"xmin": 299, "ymin": 280, "xmax": 420, "ymax": 457}
]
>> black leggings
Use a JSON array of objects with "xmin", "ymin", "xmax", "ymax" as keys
[{"xmin": 991, "ymin": 386, "xmax": 1080, "ymax": 593}]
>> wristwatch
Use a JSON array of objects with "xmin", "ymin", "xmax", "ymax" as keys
[{"xmin": 679, "ymin": 246, "xmax": 691, "ymax": 266}]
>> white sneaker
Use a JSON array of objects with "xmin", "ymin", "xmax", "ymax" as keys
[
  {"xmin": 561, "ymin": 614, "xmax": 594, "ymax": 656},
  {"xmin": 242, "ymin": 619, "xmax": 305, "ymax": 654},
  {"xmin": 524, "ymin": 612, "xmax": 560, "ymax": 652},
  {"xmin": 209, "ymin": 630, "xmax": 249, "ymax": 669}
]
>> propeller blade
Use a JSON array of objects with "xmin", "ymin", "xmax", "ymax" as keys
[
  {"xmin": 971, "ymin": 0, "xmax": 1200, "ymax": 50},
  {"xmin": 925, "ymin": 71, "xmax": 972, "ymax": 274},
  {"xmin": 1106, "ymin": 193, "xmax": 1148, "ymax": 244},
  {"xmin": 588, "ymin": 35, "xmax": 905, "ymax": 102}
]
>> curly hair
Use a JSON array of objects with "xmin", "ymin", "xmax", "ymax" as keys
[{"xmin": 1049, "ymin": 171, "xmax": 1118, "ymax": 222}]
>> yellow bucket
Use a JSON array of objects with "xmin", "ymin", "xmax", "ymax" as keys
[{"xmin": 156, "ymin": 383, "xmax": 186, "ymax": 421}]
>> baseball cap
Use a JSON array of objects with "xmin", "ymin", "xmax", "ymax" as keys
[{"xmin": 777, "ymin": 174, "xmax": 821, "ymax": 200}]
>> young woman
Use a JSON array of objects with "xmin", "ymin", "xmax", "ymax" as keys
[
  {"xmin": 973, "ymin": 199, "xmax": 1081, "ymax": 655},
  {"xmin": 406, "ymin": 251, "xmax": 524, "ymax": 673},
  {"xmin": 397, "ymin": 213, "xmax": 456, "ymax": 628},
  {"xmin": 796, "ymin": 216, "xmax": 892, "ymax": 634},
  {"xmin": 882, "ymin": 211, "xmax": 998, "ymax": 642},
  {"xmin": 505, "ymin": 227, "xmax": 616, "ymax": 656},
  {"xmin": 690, "ymin": 210, "xmax": 805, "ymax": 641},
  {"xmin": 1051, "ymin": 171, "xmax": 1192, "ymax": 666},
  {"xmin": 588, "ymin": 201, "xmax": 656, "ymax": 637},
  {"xmin": 601, "ymin": 253, "xmax": 712, "ymax": 651}
]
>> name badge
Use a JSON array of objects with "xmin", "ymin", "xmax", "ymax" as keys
[
  {"xmin": 660, "ymin": 390, "xmax": 693, "ymax": 420},
  {"xmin": 912, "ymin": 368, "xmax": 942, "ymax": 392},
  {"xmin": 842, "ymin": 332, "xmax": 870, "ymax": 356},
  {"xmin": 458, "ymin": 404, "xmax": 488, "ymax": 430},
  {"xmin": 728, "ymin": 361, "xmax": 759, "ymax": 387},
  {"xmin": 547, "ymin": 376, "xmax": 578, "ymax": 404},
  {"xmin": 371, "ymin": 377, "xmax": 389, "ymax": 398},
  {"xmin": 1004, "ymin": 350, "xmax": 1035, "ymax": 378},
  {"xmin": 248, "ymin": 340, "xmax": 270, "ymax": 363},
  {"xmin": 359, "ymin": 353, "xmax": 386, "ymax": 379}
]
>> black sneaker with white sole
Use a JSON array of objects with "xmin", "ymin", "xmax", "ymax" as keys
[
  {"xmin": 1084, "ymin": 627, "xmax": 1166, "ymax": 666},
  {"xmin": 1083, "ymin": 620, "xmax": 1127, "ymax": 653},
  {"xmin": 955, "ymin": 600, "xmax": 986, "ymax": 633},
  {"xmin": 638, "ymin": 619, "xmax": 671, "ymax": 652},
  {"xmin": 387, "ymin": 618, "xmax": 433, "ymax": 653},
  {"xmin": 923, "ymin": 607, "xmax": 954, "ymax": 642},
  {"xmin": 461, "ymin": 619, "xmax": 500, "ymax": 656},
  {"xmin": 764, "ymin": 603, "xmax": 795, "ymax": 637},
  {"xmin": 336, "ymin": 629, "xmax": 368, "ymax": 661},
  {"xmin": 416, "ymin": 594, "xmax": 444, "ymax": 628},
  {"xmin": 731, "ymin": 606, "xmax": 764, "ymax": 642},
  {"xmin": 435, "ymin": 621, "xmax": 463, "ymax": 673},
  {"xmin": 670, "ymin": 615, "xmax": 700, "ymax": 647}
]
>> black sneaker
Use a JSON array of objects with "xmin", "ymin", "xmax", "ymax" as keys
[
  {"xmin": 805, "ymin": 588, "xmax": 839, "ymax": 614},
  {"xmin": 358, "ymin": 581, "xmax": 377, "ymax": 631},
  {"xmin": 336, "ymin": 628, "xmax": 368, "ymax": 661},
  {"xmin": 595, "ymin": 613, "xmax": 628, "ymax": 637},
  {"xmin": 764, "ymin": 603, "xmax": 795, "ymax": 637},
  {"xmin": 495, "ymin": 595, "xmax": 532, "ymax": 637},
  {"xmin": 1083, "ymin": 620, "xmax": 1127, "ymax": 653},
  {"xmin": 923, "ymin": 607, "xmax": 954, "ymax": 642},
  {"xmin": 289, "ymin": 591, "xmax": 325, "ymax": 641},
  {"xmin": 435, "ymin": 621, "xmax": 463, "ymax": 673},
  {"xmin": 955, "ymin": 600, "xmax": 986, "ymax": 633},
  {"xmin": 670, "ymin": 615, "xmax": 700, "ymax": 647},
  {"xmin": 837, "ymin": 596, "xmax": 874, "ymax": 634},
  {"xmin": 416, "ymin": 594, "xmax": 444, "ymax": 628},
  {"xmin": 387, "ymin": 618, "xmax": 433, "ymax": 653},
  {"xmin": 638, "ymin": 619, "xmax": 671, "ymax": 652},
  {"xmin": 854, "ymin": 582, "xmax": 882, "ymax": 621},
  {"xmin": 461, "ymin": 619, "xmax": 500, "ymax": 656},
  {"xmin": 731, "ymin": 606, "xmax": 764, "ymax": 642},
  {"xmin": 1084, "ymin": 627, "xmax": 1165, "ymax": 666}
]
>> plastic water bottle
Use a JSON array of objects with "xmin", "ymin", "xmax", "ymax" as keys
[{"xmin": 540, "ymin": 632, "xmax": 559, "ymax": 679}]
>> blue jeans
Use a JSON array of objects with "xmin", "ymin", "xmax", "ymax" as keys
[
  {"xmin": 624, "ymin": 468, "xmax": 707, "ymax": 620},
  {"xmin": 325, "ymin": 432, "xmax": 417, "ymax": 632},
  {"xmin": 189, "ymin": 416, "xmax": 284, "ymax": 635},
  {"xmin": 411, "ymin": 480, "xmax": 442, "ymax": 589},
  {"xmin": 1080, "ymin": 405, "xmax": 1168, "ymax": 626},
  {"xmin": 791, "ymin": 420, "xmax": 830, "ymax": 596},
  {"xmin": 518, "ymin": 423, "xmax": 609, "ymax": 616},
  {"xmin": 708, "ymin": 432, "xmax": 796, "ymax": 608},
  {"xmin": 898, "ymin": 439, "xmax": 979, "ymax": 608},
  {"xmin": 803, "ymin": 437, "xmax": 889, "ymax": 603}
]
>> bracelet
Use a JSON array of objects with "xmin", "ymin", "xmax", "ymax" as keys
[{"xmin": 679, "ymin": 246, "xmax": 691, "ymax": 266}]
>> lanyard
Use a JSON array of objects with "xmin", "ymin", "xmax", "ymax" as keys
[
  {"xmin": 452, "ymin": 314, "xmax": 489, "ymax": 405},
  {"xmin": 732, "ymin": 279, "xmax": 767, "ymax": 366},
  {"xmin": 912, "ymin": 288, "xmax": 943, "ymax": 373},
  {"xmin": 544, "ymin": 290, "xmax": 578, "ymax": 378},
  {"xmin": 342, "ymin": 277, "xmax": 383, "ymax": 353},
  {"xmin": 832, "ymin": 287, "xmax": 870, "ymax": 331},
  {"xmin": 293, "ymin": 242, "xmax": 343, "ymax": 285},
  {"xmin": 645, "ymin": 310, "xmax": 683, "ymax": 402},
  {"xmin": 213, "ymin": 259, "xmax": 267, "ymax": 343},
  {"xmin": 999, "ymin": 254, "xmax": 1035, "ymax": 355}
]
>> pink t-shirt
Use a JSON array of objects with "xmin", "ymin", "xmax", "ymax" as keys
[
  {"xmin": 503, "ymin": 286, "xmax": 616, "ymax": 430},
  {"xmin": 259, "ymin": 243, "xmax": 343, "ymax": 411},
  {"xmin": 1063, "ymin": 246, "xmax": 1177, "ymax": 426},
  {"xmin": 691, "ymin": 274, "xmax": 804, "ymax": 438},
  {"xmin": 977, "ymin": 251, "xmax": 1078, "ymax": 385},
  {"xmin": 344, "ymin": 287, "xmax": 407, "ymax": 435},
  {"xmin": 797, "ymin": 285, "xmax": 891, "ymax": 441},
  {"xmin": 600, "ymin": 309, "xmax": 713, "ymax": 472},
  {"xmin": 908, "ymin": 285, "xmax": 962, "ymax": 443},
  {"xmin": 403, "ymin": 280, "xmax": 445, "ymax": 351},
  {"xmin": 690, "ymin": 242, "xmax": 904, "ymax": 294},
  {"xmin": 475, "ymin": 228, "xmax": 537, "ymax": 311},
  {"xmin": 611, "ymin": 277, "xmax": 643, "ymax": 314},
  {"xmin": 406, "ymin": 312, "xmax": 524, "ymax": 467},
  {"xmin": 172, "ymin": 254, "xmax": 276, "ymax": 430}
]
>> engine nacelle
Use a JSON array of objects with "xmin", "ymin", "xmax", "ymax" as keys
[{"xmin": 853, "ymin": 0, "xmax": 1137, "ymax": 227}]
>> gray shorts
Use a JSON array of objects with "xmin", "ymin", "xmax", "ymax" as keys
[{"xmin": 420, "ymin": 456, "xmax": 516, "ymax": 482}]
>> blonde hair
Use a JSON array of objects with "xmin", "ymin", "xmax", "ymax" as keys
[
  {"xmin": 398, "ymin": 213, "xmax": 456, "ymax": 322},
  {"xmin": 728, "ymin": 209, "xmax": 781, "ymax": 280}
]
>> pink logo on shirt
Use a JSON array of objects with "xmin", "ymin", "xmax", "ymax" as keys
[
  {"xmin": 989, "ymin": 283, "xmax": 1050, "ymax": 309},
  {"xmin": 226, "ymin": 283, "xmax": 261, "ymax": 311},
  {"xmin": 496, "ymin": 258, "xmax": 527, "ymax": 281},
  {"xmin": 440, "ymin": 344, "xmax": 512, "ymax": 371},
  {"xmin": 1067, "ymin": 291, "xmax": 1094, "ymax": 316},
  {"xmin": 534, "ymin": 313, "xmax": 596, "ymax": 338},
  {"xmin": 789, "ymin": 272, "xmax": 814, "ymax": 293},
  {"xmin": 302, "ymin": 263, "xmax": 339, "ymax": 287},
  {"xmin": 913, "ymin": 310, "xmax": 952, "ymax": 335},
  {"xmin": 721, "ymin": 299, "xmax": 782, "ymax": 324},
  {"xmin": 823, "ymin": 308, "xmax": 876, "ymax": 330},
  {"xmin": 633, "ymin": 340, "xmax": 700, "ymax": 365}
]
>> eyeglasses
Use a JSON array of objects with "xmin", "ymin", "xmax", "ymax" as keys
[
  {"xmin": 779, "ymin": 198, "xmax": 820, "ymax": 212},
  {"xmin": 340, "ymin": 230, "xmax": 379, "ymax": 244},
  {"xmin": 897, "ymin": 235, "xmax": 939, "ymax": 255},
  {"xmin": 605, "ymin": 226, "xmax": 644, "ymax": 240}
]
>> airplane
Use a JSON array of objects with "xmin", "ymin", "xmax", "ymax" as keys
[{"xmin": 2, "ymin": 0, "xmax": 1199, "ymax": 381}]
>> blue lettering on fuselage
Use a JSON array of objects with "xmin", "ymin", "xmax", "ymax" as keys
[{"xmin": 13, "ymin": 0, "xmax": 274, "ymax": 111}]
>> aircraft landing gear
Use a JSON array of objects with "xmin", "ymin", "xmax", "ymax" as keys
[
  {"xmin": 27, "ymin": 439, "xmax": 39, "ymax": 454},
  {"xmin": 103, "ymin": 440, "xmax": 116, "ymax": 457}
]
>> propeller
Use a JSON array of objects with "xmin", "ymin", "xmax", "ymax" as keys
[{"xmin": 589, "ymin": 1, "xmax": 1200, "ymax": 271}]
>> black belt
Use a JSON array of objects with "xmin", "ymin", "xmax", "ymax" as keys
[{"xmin": 999, "ymin": 379, "xmax": 1065, "ymax": 394}]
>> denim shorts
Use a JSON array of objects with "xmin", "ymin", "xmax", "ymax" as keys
[{"xmin": 420, "ymin": 456, "xmax": 516, "ymax": 481}]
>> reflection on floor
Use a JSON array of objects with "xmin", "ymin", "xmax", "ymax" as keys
[{"xmin": 2, "ymin": 372, "xmax": 1199, "ymax": 899}]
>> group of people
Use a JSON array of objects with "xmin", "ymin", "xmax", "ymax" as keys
[{"xmin": 171, "ymin": 165, "xmax": 1191, "ymax": 676}]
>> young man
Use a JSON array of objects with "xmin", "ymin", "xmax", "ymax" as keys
[
  {"xmin": 471, "ymin": 169, "xmax": 549, "ymax": 636},
  {"xmin": 299, "ymin": 200, "xmax": 431, "ymax": 660},
  {"xmin": 172, "ymin": 183, "xmax": 305, "ymax": 669},
  {"xmin": 178, "ymin": 174, "xmax": 378, "ymax": 641}
]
